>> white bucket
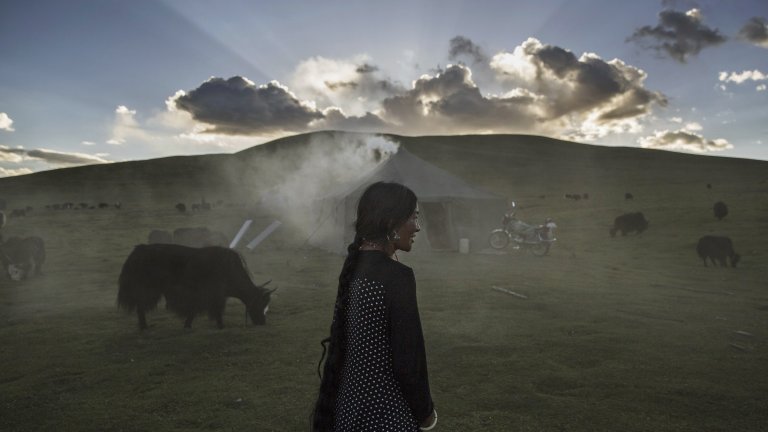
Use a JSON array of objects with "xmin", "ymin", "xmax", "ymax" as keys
[{"xmin": 458, "ymin": 238, "xmax": 470, "ymax": 254}]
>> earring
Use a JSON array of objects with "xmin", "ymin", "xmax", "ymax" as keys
[{"xmin": 387, "ymin": 231, "xmax": 401, "ymax": 242}]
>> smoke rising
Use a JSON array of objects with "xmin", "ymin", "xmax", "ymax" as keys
[{"xmin": 258, "ymin": 133, "xmax": 399, "ymax": 232}]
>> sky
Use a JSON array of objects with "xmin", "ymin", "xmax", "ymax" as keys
[{"xmin": 1, "ymin": 0, "xmax": 767, "ymax": 177}]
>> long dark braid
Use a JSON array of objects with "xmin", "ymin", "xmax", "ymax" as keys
[
  {"xmin": 310, "ymin": 181, "xmax": 417, "ymax": 432},
  {"xmin": 310, "ymin": 235, "xmax": 362, "ymax": 431}
]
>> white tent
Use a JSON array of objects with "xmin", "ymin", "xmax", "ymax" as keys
[{"xmin": 306, "ymin": 148, "xmax": 506, "ymax": 253}]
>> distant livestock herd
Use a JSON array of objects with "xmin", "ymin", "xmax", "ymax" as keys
[{"xmin": 608, "ymin": 201, "xmax": 740, "ymax": 268}]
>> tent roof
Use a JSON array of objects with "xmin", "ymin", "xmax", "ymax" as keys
[{"xmin": 322, "ymin": 148, "xmax": 502, "ymax": 201}]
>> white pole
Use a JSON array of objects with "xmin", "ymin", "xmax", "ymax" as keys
[
  {"xmin": 229, "ymin": 219, "xmax": 253, "ymax": 248},
  {"xmin": 246, "ymin": 220, "xmax": 282, "ymax": 251}
]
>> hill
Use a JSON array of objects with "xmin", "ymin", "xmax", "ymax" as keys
[{"xmin": 1, "ymin": 131, "xmax": 766, "ymax": 210}]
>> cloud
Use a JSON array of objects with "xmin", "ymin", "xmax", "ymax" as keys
[
  {"xmin": 0, "ymin": 145, "xmax": 111, "ymax": 166},
  {"xmin": 379, "ymin": 64, "xmax": 545, "ymax": 135},
  {"xmin": 97, "ymin": 96, "xmax": 279, "ymax": 158},
  {"xmin": 0, "ymin": 166, "xmax": 33, "ymax": 177},
  {"xmin": 738, "ymin": 17, "xmax": 768, "ymax": 48},
  {"xmin": 81, "ymin": 141, "xmax": 96, "ymax": 146},
  {"xmin": 449, "ymin": 36, "xmax": 487, "ymax": 64},
  {"xmin": 0, "ymin": 113, "xmax": 15, "ymax": 132},
  {"xmin": 288, "ymin": 56, "xmax": 405, "ymax": 117},
  {"xmin": 718, "ymin": 69, "xmax": 767, "ymax": 84},
  {"xmin": 172, "ymin": 76, "xmax": 324, "ymax": 135},
  {"xmin": 684, "ymin": 121, "xmax": 702, "ymax": 131},
  {"xmin": 356, "ymin": 63, "xmax": 379, "ymax": 74},
  {"xmin": 758, "ymin": 84, "xmax": 767, "ymax": 91},
  {"xmin": 638, "ymin": 129, "xmax": 732, "ymax": 152},
  {"xmin": 108, "ymin": 105, "xmax": 153, "ymax": 145},
  {"xmin": 148, "ymin": 38, "xmax": 666, "ymax": 151},
  {"xmin": 627, "ymin": 8, "xmax": 727, "ymax": 62},
  {"xmin": 489, "ymin": 38, "xmax": 666, "ymax": 139}
]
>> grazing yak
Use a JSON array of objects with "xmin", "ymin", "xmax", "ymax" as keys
[
  {"xmin": 609, "ymin": 212, "xmax": 649, "ymax": 237},
  {"xmin": 713, "ymin": 201, "xmax": 728, "ymax": 221},
  {"xmin": 117, "ymin": 244, "xmax": 275, "ymax": 330},
  {"xmin": 696, "ymin": 236, "xmax": 740, "ymax": 268},
  {"xmin": 0, "ymin": 236, "xmax": 46, "ymax": 281}
]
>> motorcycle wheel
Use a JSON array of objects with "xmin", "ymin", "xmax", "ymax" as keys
[
  {"xmin": 531, "ymin": 241, "xmax": 550, "ymax": 256},
  {"xmin": 488, "ymin": 230, "xmax": 510, "ymax": 249}
]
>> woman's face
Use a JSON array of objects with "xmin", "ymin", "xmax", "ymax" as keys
[{"xmin": 393, "ymin": 206, "xmax": 421, "ymax": 252}]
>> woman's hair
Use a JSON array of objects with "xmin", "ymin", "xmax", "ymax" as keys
[{"xmin": 310, "ymin": 181, "xmax": 417, "ymax": 431}]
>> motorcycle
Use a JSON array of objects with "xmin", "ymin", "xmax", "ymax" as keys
[{"xmin": 488, "ymin": 214, "xmax": 557, "ymax": 256}]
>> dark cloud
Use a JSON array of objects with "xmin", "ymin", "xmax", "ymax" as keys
[
  {"xmin": 515, "ymin": 40, "xmax": 667, "ymax": 120},
  {"xmin": 380, "ymin": 64, "xmax": 539, "ymax": 134},
  {"xmin": 356, "ymin": 63, "xmax": 379, "ymax": 74},
  {"xmin": 739, "ymin": 17, "xmax": 768, "ymax": 48},
  {"xmin": 449, "ymin": 36, "xmax": 487, "ymax": 64},
  {"xmin": 535, "ymin": 45, "xmax": 579, "ymax": 78},
  {"xmin": 0, "ymin": 146, "xmax": 109, "ymax": 165},
  {"xmin": 627, "ymin": 9, "xmax": 726, "ymax": 62},
  {"xmin": 598, "ymin": 88, "xmax": 659, "ymax": 121},
  {"xmin": 489, "ymin": 38, "xmax": 667, "ymax": 139},
  {"xmin": 322, "ymin": 77, "xmax": 402, "ymax": 94},
  {"xmin": 324, "ymin": 81, "xmax": 358, "ymax": 91},
  {"xmin": 173, "ymin": 76, "xmax": 324, "ymax": 135}
]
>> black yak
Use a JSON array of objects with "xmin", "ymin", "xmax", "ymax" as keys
[
  {"xmin": 713, "ymin": 201, "xmax": 728, "ymax": 221},
  {"xmin": 0, "ymin": 236, "xmax": 46, "ymax": 281},
  {"xmin": 696, "ymin": 235, "xmax": 740, "ymax": 268},
  {"xmin": 625, "ymin": 192, "xmax": 634, "ymax": 200},
  {"xmin": 609, "ymin": 212, "xmax": 649, "ymax": 237},
  {"xmin": 117, "ymin": 244, "xmax": 274, "ymax": 330}
]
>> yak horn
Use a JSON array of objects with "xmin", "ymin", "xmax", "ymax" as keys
[{"xmin": 261, "ymin": 279, "xmax": 272, "ymax": 287}]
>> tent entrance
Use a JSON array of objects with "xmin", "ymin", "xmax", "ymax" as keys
[{"xmin": 420, "ymin": 202, "xmax": 455, "ymax": 250}]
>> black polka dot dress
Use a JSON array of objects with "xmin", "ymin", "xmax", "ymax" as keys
[{"xmin": 334, "ymin": 251, "xmax": 434, "ymax": 431}]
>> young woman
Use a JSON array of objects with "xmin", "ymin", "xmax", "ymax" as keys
[{"xmin": 311, "ymin": 181, "xmax": 437, "ymax": 431}]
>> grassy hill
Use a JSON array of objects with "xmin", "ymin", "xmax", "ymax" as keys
[{"xmin": 1, "ymin": 131, "xmax": 767, "ymax": 431}]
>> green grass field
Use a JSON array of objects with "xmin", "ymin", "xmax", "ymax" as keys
[{"xmin": 1, "ymin": 133, "xmax": 767, "ymax": 431}]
